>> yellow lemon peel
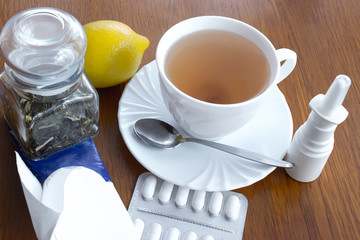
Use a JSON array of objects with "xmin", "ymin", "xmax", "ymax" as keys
[{"xmin": 83, "ymin": 20, "xmax": 149, "ymax": 88}]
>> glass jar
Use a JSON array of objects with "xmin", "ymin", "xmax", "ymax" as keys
[{"xmin": 0, "ymin": 7, "xmax": 99, "ymax": 160}]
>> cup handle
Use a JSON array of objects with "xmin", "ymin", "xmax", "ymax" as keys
[{"xmin": 275, "ymin": 48, "xmax": 297, "ymax": 84}]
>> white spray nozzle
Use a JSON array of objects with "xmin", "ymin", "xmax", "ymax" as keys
[{"xmin": 318, "ymin": 74, "xmax": 351, "ymax": 116}]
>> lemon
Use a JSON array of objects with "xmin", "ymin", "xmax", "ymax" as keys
[{"xmin": 83, "ymin": 20, "xmax": 149, "ymax": 88}]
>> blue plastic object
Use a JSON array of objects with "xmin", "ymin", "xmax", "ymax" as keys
[{"xmin": 19, "ymin": 140, "xmax": 111, "ymax": 184}]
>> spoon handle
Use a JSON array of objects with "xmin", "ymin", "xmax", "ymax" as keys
[{"xmin": 185, "ymin": 138, "xmax": 294, "ymax": 168}]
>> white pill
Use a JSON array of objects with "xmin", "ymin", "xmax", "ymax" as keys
[
  {"xmin": 142, "ymin": 175, "xmax": 157, "ymax": 200},
  {"xmin": 147, "ymin": 222, "xmax": 162, "ymax": 240},
  {"xmin": 164, "ymin": 227, "xmax": 180, "ymax": 240},
  {"xmin": 208, "ymin": 191, "xmax": 223, "ymax": 216},
  {"xmin": 225, "ymin": 195, "xmax": 241, "ymax": 221},
  {"xmin": 158, "ymin": 181, "xmax": 174, "ymax": 204},
  {"xmin": 134, "ymin": 219, "xmax": 145, "ymax": 240},
  {"xmin": 200, "ymin": 235, "xmax": 214, "ymax": 240},
  {"xmin": 183, "ymin": 231, "xmax": 197, "ymax": 240},
  {"xmin": 175, "ymin": 186, "xmax": 190, "ymax": 208},
  {"xmin": 192, "ymin": 190, "xmax": 206, "ymax": 212}
]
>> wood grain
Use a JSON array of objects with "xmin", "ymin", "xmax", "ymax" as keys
[{"xmin": 0, "ymin": 0, "xmax": 359, "ymax": 239}]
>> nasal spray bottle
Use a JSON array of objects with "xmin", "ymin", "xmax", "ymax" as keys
[{"xmin": 285, "ymin": 75, "xmax": 351, "ymax": 182}]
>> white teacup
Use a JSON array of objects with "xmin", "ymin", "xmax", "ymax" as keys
[{"xmin": 156, "ymin": 16, "xmax": 297, "ymax": 139}]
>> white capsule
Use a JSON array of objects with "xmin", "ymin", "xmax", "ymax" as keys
[
  {"xmin": 200, "ymin": 235, "xmax": 214, "ymax": 240},
  {"xmin": 225, "ymin": 195, "xmax": 241, "ymax": 221},
  {"xmin": 208, "ymin": 191, "xmax": 223, "ymax": 216},
  {"xmin": 147, "ymin": 222, "xmax": 162, "ymax": 240},
  {"xmin": 192, "ymin": 190, "xmax": 206, "ymax": 212},
  {"xmin": 164, "ymin": 227, "xmax": 180, "ymax": 240},
  {"xmin": 158, "ymin": 181, "xmax": 174, "ymax": 204},
  {"xmin": 175, "ymin": 186, "xmax": 190, "ymax": 208},
  {"xmin": 142, "ymin": 175, "xmax": 157, "ymax": 200},
  {"xmin": 183, "ymin": 231, "xmax": 197, "ymax": 240},
  {"xmin": 134, "ymin": 219, "xmax": 145, "ymax": 240}
]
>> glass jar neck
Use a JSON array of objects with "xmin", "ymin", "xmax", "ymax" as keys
[{"xmin": 3, "ymin": 60, "xmax": 84, "ymax": 100}]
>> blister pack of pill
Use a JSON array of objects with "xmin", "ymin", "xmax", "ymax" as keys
[{"xmin": 128, "ymin": 172, "xmax": 248, "ymax": 240}]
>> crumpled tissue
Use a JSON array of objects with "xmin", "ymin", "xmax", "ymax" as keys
[{"xmin": 16, "ymin": 142, "xmax": 136, "ymax": 240}]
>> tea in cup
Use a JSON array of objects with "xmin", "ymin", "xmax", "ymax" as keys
[{"xmin": 156, "ymin": 16, "xmax": 297, "ymax": 139}]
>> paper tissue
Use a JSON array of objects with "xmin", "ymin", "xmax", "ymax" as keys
[{"xmin": 16, "ymin": 140, "xmax": 136, "ymax": 240}]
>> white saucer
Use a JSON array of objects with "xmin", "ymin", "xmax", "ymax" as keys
[{"xmin": 118, "ymin": 61, "xmax": 293, "ymax": 191}]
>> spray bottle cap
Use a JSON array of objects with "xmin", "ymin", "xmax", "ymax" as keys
[{"xmin": 310, "ymin": 75, "xmax": 351, "ymax": 124}]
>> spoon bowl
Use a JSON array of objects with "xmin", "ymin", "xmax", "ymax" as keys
[{"xmin": 134, "ymin": 119, "xmax": 183, "ymax": 148}]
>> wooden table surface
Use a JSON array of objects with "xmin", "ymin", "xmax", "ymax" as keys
[{"xmin": 0, "ymin": 0, "xmax": 359, "ymax": 239}]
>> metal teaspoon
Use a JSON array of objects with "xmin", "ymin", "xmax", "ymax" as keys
[{"xmin": 133, "ymin": 118, "xmax": 294, "ymax": 169}]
